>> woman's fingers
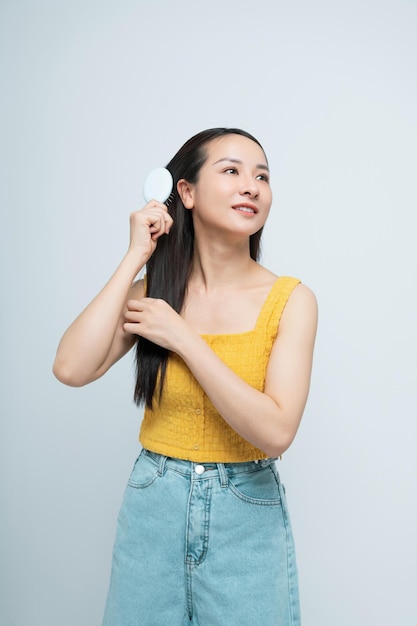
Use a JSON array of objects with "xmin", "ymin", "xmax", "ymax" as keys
[
  {"xmin": 126, "ymin": 299, "xmax": 143, "ymax": 312},
  {"xmin": 123, "ymin": 298, "xmax": 183, "ymax": 349},
  {"xmin": 138, "ymin": 201, "xmax": 173, "ymax": 234},
  {"xmin": 129, "ymin": 201, "xmax": 173, "ymax": 253},
  {"xmin": 124, "ymin": 299, "xmax": 144, "ymax": 334}
]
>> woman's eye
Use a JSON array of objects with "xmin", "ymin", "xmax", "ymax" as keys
[
  {"xmin": 224, "ymin": 168, "xmax": 238, "ymax": 174},
  {"xmin": 256, "ymin": 174, "xmax": 270, "ymax": 182}
]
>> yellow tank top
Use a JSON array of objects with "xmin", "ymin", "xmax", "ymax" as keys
[{"xmin": 139, "ymin": 276, "xmax": 300, "ymax": 462}]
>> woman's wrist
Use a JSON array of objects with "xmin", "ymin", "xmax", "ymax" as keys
[{"xmin": 123, "ymin": 246, "xmax": 150, "ymax": 278}]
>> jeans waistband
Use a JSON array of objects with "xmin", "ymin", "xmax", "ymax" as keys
[{"xmin": 143, "ymin": 448, "xmax": 278, "ymax": 485}]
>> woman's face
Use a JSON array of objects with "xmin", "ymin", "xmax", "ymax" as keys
[{"xmin": 180, "ymin": 134, "xmax": 272, "ymax": 238}]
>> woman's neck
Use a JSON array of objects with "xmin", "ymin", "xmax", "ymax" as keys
[{"xmin": 189, "ymin": 237, "xmax": 258, "ymax": 292}]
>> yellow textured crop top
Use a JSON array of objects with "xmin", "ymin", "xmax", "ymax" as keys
[{"xmin": 139, "ymin": 276, "xmax": 301, "ymax": 462}]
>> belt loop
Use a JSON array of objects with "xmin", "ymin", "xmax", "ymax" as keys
[
  {"xmin": 157, "ymin": 454, "xmax": 168, "ymax": 477},
  {"xmin": 261, "ymin": 457, "xmax": 275, "ymax": 468},
  {"xmin": 217, "ymin": 463, "xmax": 228, "ymax": 488}
]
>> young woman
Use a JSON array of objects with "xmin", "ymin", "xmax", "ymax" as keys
[{"xmin": 53, "ymin": 128, "xmax": 318, "ymax": 626}]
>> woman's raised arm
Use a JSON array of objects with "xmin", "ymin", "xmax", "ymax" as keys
[{"xmin": 53, "ymin": 202, "xmax": 172, "ymax": 386}]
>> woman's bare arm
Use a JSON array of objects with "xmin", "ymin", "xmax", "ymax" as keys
[{"xmin": 53, "ymin": 202, "xmax": 172, "ymax": 386}]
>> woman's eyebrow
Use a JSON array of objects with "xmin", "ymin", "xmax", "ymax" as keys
[{"xmin": 212, "ymin": 157, "xmax": 269, "ymax": 171}]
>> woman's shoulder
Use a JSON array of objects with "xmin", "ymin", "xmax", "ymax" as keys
[
  {"xmin": 256, "ymin": 264, "xmax": 316, "ymax": 303},
  {"xmin": 130, "ymin": 277, "xmax": 146, "ymax": 299},
  {"xmin": 279, "ymin": 281, "xmax": 318, "ymax": 334},
  {"xmin": 257, "ymin": 266, "xmax": 317, "ymax": 331},
  {"xmin": 287, "ymin": 281, "xmax": 317, "ymax": 307}
]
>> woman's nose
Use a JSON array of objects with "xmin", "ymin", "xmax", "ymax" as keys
[{"xmin": 239, "ymin": 175, "xmax": 259, "ymax": 198}]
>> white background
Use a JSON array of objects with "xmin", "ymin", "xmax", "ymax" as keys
[{"xmin": 1, "ymin": 1, "xmax": 416, "ymax": 624}]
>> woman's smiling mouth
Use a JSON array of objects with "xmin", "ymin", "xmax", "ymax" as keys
[{"xmin": 232, "ymin": 203, "xmax": 258, "ymax": 214}]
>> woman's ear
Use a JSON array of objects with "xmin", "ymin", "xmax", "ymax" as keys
[{"xmin": 177, "ymin": 179, "xmax": 194, "ymax": 209}]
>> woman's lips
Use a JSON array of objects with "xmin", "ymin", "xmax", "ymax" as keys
[{"xmin": 232, "ymin": 203, "xmax": 258, "ymax": 214}]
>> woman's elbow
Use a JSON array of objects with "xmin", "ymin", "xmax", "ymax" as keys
[
  {"xmin": 52, "ymin": 358, "xmax": 90, "ymax": 387},
  {"xmin": 262, "ymin": 428, "xmax": 297, "ymax": 459}
]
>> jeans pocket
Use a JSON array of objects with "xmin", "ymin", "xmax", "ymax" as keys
[
  {"xmin": 127, "ymin": 450, "xmax": 160, "ymax": 489},
  {"xmin": 227, "ymin": 465, "xmax": 282, "ymax": 506}
]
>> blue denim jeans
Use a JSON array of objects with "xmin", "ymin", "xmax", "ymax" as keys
[{"xmin": 102, "ymin": 448, "xmax": 300, "ymax": 625}]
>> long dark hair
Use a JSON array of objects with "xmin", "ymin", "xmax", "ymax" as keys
[{"xmin": 134, "ymin": 127, "xmax": 267, "ymax": 408}]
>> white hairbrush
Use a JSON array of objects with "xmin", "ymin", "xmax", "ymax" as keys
[{"xmin": 143, "ymin": 167, "xmax": 173, "ymax": 204}]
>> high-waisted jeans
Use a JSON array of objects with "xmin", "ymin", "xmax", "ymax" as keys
[{"xmin": 102, "ymin": 448, "xmax": 300, "ymax": 626}]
